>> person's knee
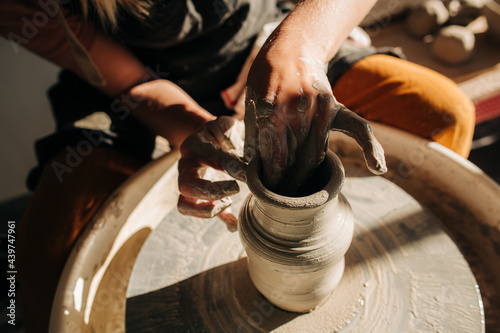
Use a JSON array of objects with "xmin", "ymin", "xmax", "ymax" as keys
[
  {"xmin": 411, "ymin": 66, "xmax": 475, "ymax": 157},
  {"xmin": 430, "ymin": 90, "xmax": 475, "ymax": 157},
  {"xmin": 332, "ymin": 54, "xmax": 475, "ymax": 157}
]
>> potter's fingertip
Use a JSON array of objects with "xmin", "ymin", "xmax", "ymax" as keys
[
  {"xmin": 373, "ymin": 163, "xmax": 388, "ymax": 175},
  {"xmin": 380, "ymin": 164, "xmax": 388, "ymax": 174},
  {"xmin": 211, "ymin": 198, "xmax": 232, "ymax": 217},
  {"xmin": 219, "ymin": 210, "xmax": 238, "ymax": 232},
  {"xmin": 239, "ymin": 171, "xmax": 248, "ymax": 183},
  {"xmin": 226, "ymin": 222, "xmax": 238, "ymax": 233},
  {"xmin": 366, "ymin": 158, "xmax": 388, "ymax": 175},
  {"xmin": 221, "ymin": 182, "xmax": 240, "ymax": 197}
]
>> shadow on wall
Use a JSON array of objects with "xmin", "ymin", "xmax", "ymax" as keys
[{"xmin": 0, "ymin": 38, "xmax": 58, "ymax": 202}]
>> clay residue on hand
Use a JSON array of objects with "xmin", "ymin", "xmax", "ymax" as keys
[
  {"xmin": 331, "ymin": 104, "xmax": 388, "ymax": 175},
  {"xmin": 244, "ymin": 64, "xmax": 387, "ymax": 197}
]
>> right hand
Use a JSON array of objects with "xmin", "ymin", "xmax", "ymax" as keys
[{"xmin": 244, "ymin": 49, "xmax": 387, "ymax": 195}]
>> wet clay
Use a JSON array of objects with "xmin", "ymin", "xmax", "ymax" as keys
[
  {"xmin": 239, "ymin": 150, "xmax": 354, "ymax": 312},
  {"xmin": 245, "ymin": 82, "xmax": 387, "ymax": 196}
]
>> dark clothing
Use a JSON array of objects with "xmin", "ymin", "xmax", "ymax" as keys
[
  {"xmin": 27, "ymin": 0, "xmax": 400, "ymax": 190},
  {"xmin": 28, "ymin": 0, "xmax": 282, "ymax": 189}
]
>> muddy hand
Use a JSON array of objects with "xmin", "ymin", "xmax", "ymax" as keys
[
  {"xmin": 331, "ymin": 104, "xmax": 387, "ymax": 175},
  {"xmin": 245, "ymin": 58, "xmax": 387, "ymax": 193},
  {"xmin": 245, "ymin": 68, "xmax": 386, "ymax": 194},
  {"xmin": 178, "ymin": 116, "xmax": 247, "ymax": 232},
  {"xmin": 245, "ymin": 55, "xmax": 340, "ymax": 192}
]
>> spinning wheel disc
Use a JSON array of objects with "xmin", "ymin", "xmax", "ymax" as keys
[
  {"xmin": 51, "ymin": 124, "xmax": 498, "ymax": 332},
  {"xmin": 125, "ymin": 172, "xmax": 483, "ymax": 332}
]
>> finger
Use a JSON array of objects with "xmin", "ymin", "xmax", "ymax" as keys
[
  {"xmin": 331, "ymin": 104, "xmax": 388, "ymax": 174},
  {"xmin": 244, "ymin": 84, "xmax": 259, "ymax": 163},
  {"xmin": 287, "ymin": 91, "xmax": 335, "ymax": 190},
  {"xmin": 205, "ymin": 116, "xmax": 244, "ymax": 154},
  {"xmin": 218, "ymin": 207, "xmax": 238, "ymax": 232},
  {"xmin": 303, "ymin": 79, "xmax": 334, "ymax": 166},
  {"xmin": 258, "ymin": 115, "xmax": 287, "ymax": 189},
  {"xmin": 283, "ymin": 92, "xmax": 312, "ymax": 168},
  {"xmin": 183, "ymin": 131, "xmax": 247, "ymax": 182},
  {"xmin": 177, "ymin": 195, "xmax": 232, "ymax": 219},
  {"xmin": 312, "ymin": 92, "xmax": 336, "ymax": 166},
  {"xmin": 178, "ymin": 160, "xmax": 240, "ymax": 200}
]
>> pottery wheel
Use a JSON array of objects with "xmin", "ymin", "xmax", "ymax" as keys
[{"xmin": 125, "ymin": 164, "xmax": 484, "ymax": 332}]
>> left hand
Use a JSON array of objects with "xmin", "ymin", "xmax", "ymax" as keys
[{"xmin": 177, "ymin": 116, "xmax": 247, "ymax": 231}]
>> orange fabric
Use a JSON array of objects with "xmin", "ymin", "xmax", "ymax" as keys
[
  {"xmin": 332, "ymin": 54, "xmax": 475, "ymax": 157},
  {"xmin": 17, "ymin": 147, "xmax": 145, "ymax": 332}
]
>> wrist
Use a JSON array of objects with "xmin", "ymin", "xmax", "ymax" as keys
[
  {"xmin": 125, "ymin": 79, "xmax": 215, "ymax": 147},
  {"xmin": 262, "ymin": 25, "xmax": 332, "ymax": 66},
  {"xmin": 263, "ymin": 0, "xmax": 378, "ymax": 64},
  {"xmin": 264, "ymin": 3, "xmax": 342, "ymax": 64}
]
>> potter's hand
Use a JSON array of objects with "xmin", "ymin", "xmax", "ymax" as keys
[
  {"xmin": 331, "ymin": 104, "xmax": 388, "ymax": 175},
  {"xmin": 245, "ymin": 52, "xmax": 387, "ymax": 193},
  {"xmin": 241, "ymin": 0, "xmax": 382, "ymax": 194},
  {"xmin": 177, "ymin": 116, "xmax": 247, "ymax": 232},
  {"xmin": 245, "ymin": 54, "xmax": 337, "ymax": 192}
]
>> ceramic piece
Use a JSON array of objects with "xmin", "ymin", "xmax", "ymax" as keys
[
  {"xmin": 50, "ymin": 123, "xmax": 500, "ymax": 332},
  {"xmin": 238, "ymin": 150, "xmax": 353, "ymax": 312}
]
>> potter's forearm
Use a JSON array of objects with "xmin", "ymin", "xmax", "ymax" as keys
[
  {"xmin": 126, "ymin": 80, "xmax": 216, "ymax": 148},
  {"xmin": 269, "ymin": 0, "xmax": 377, "ymax": 63}
]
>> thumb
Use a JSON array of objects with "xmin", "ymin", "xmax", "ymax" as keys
[{"xmin": 331, "ymin": 104, "xmax": 387, "ymax": 175}]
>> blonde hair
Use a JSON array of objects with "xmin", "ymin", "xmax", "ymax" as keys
[{"xmin": 79, "ymin": 0, "xmax": 151, "ymax": 29}]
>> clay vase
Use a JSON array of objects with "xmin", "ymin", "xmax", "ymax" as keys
[{"xmin": 238, "ymin": 150, "xmax": 354, "ymax": 312}]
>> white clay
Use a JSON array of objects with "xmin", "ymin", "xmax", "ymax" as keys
[
  {"xmin": 449, "ymin": 0, "xmax": 484, "ymax": 26},
  {"xmin": 239, "ymin": 150, "xmax": 354, "ymax": 312},
  {"xmin": 432, "ymin": 25, "xmax": 475, "ymax": 64},
  {"xmin": 406, "ymin": 0, "xmax": 450, "ymax": 37}
]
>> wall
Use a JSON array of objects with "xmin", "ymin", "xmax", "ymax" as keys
[{"xmin": 0, "ymin": 38, "xmax": 57, "ymax": 202}]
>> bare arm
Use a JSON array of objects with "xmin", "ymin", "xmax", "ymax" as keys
[
  {"xmin": 245, "ymin": 0, "xmax": 380, "ymax": 191},
  {"xmin": 0, "ymin": 0, "xmax": 214, "ymax": 147},
  {"xmin": 176, "ymin": 0, "xmax": 386, "ymax": 223},
  {"xmin": 262, "ymin": 0, "xmax": 378, "ymax": 64}
]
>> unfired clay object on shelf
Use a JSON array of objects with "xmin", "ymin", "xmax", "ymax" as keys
[
  {"xmin": 49, "ymin": 123, "xmax": 500, "ymax": 332},
  {"xmin": 483, "ymin": 0, "xmax": 500, "ymax": 41},
  {"xmin": 432, "ymin": 25, "xmax": 476, "ymax": 64}
]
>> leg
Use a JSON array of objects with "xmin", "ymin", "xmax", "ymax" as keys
[
  {"xmin": 331, "ymin": 54, "xmax": 475, "ymax": 157},
  {"xmin": 17, "ymin": 147, "xmax": 145, "ymax": 332}
]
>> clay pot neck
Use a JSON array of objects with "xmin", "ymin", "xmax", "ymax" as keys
[
  {"xmin": 246, "ymin": 150, "xmax": 346, "ymax": 242},
  {"xmin": 247, "ymin": 150, "xmax": 345, "ymax": 208}
]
